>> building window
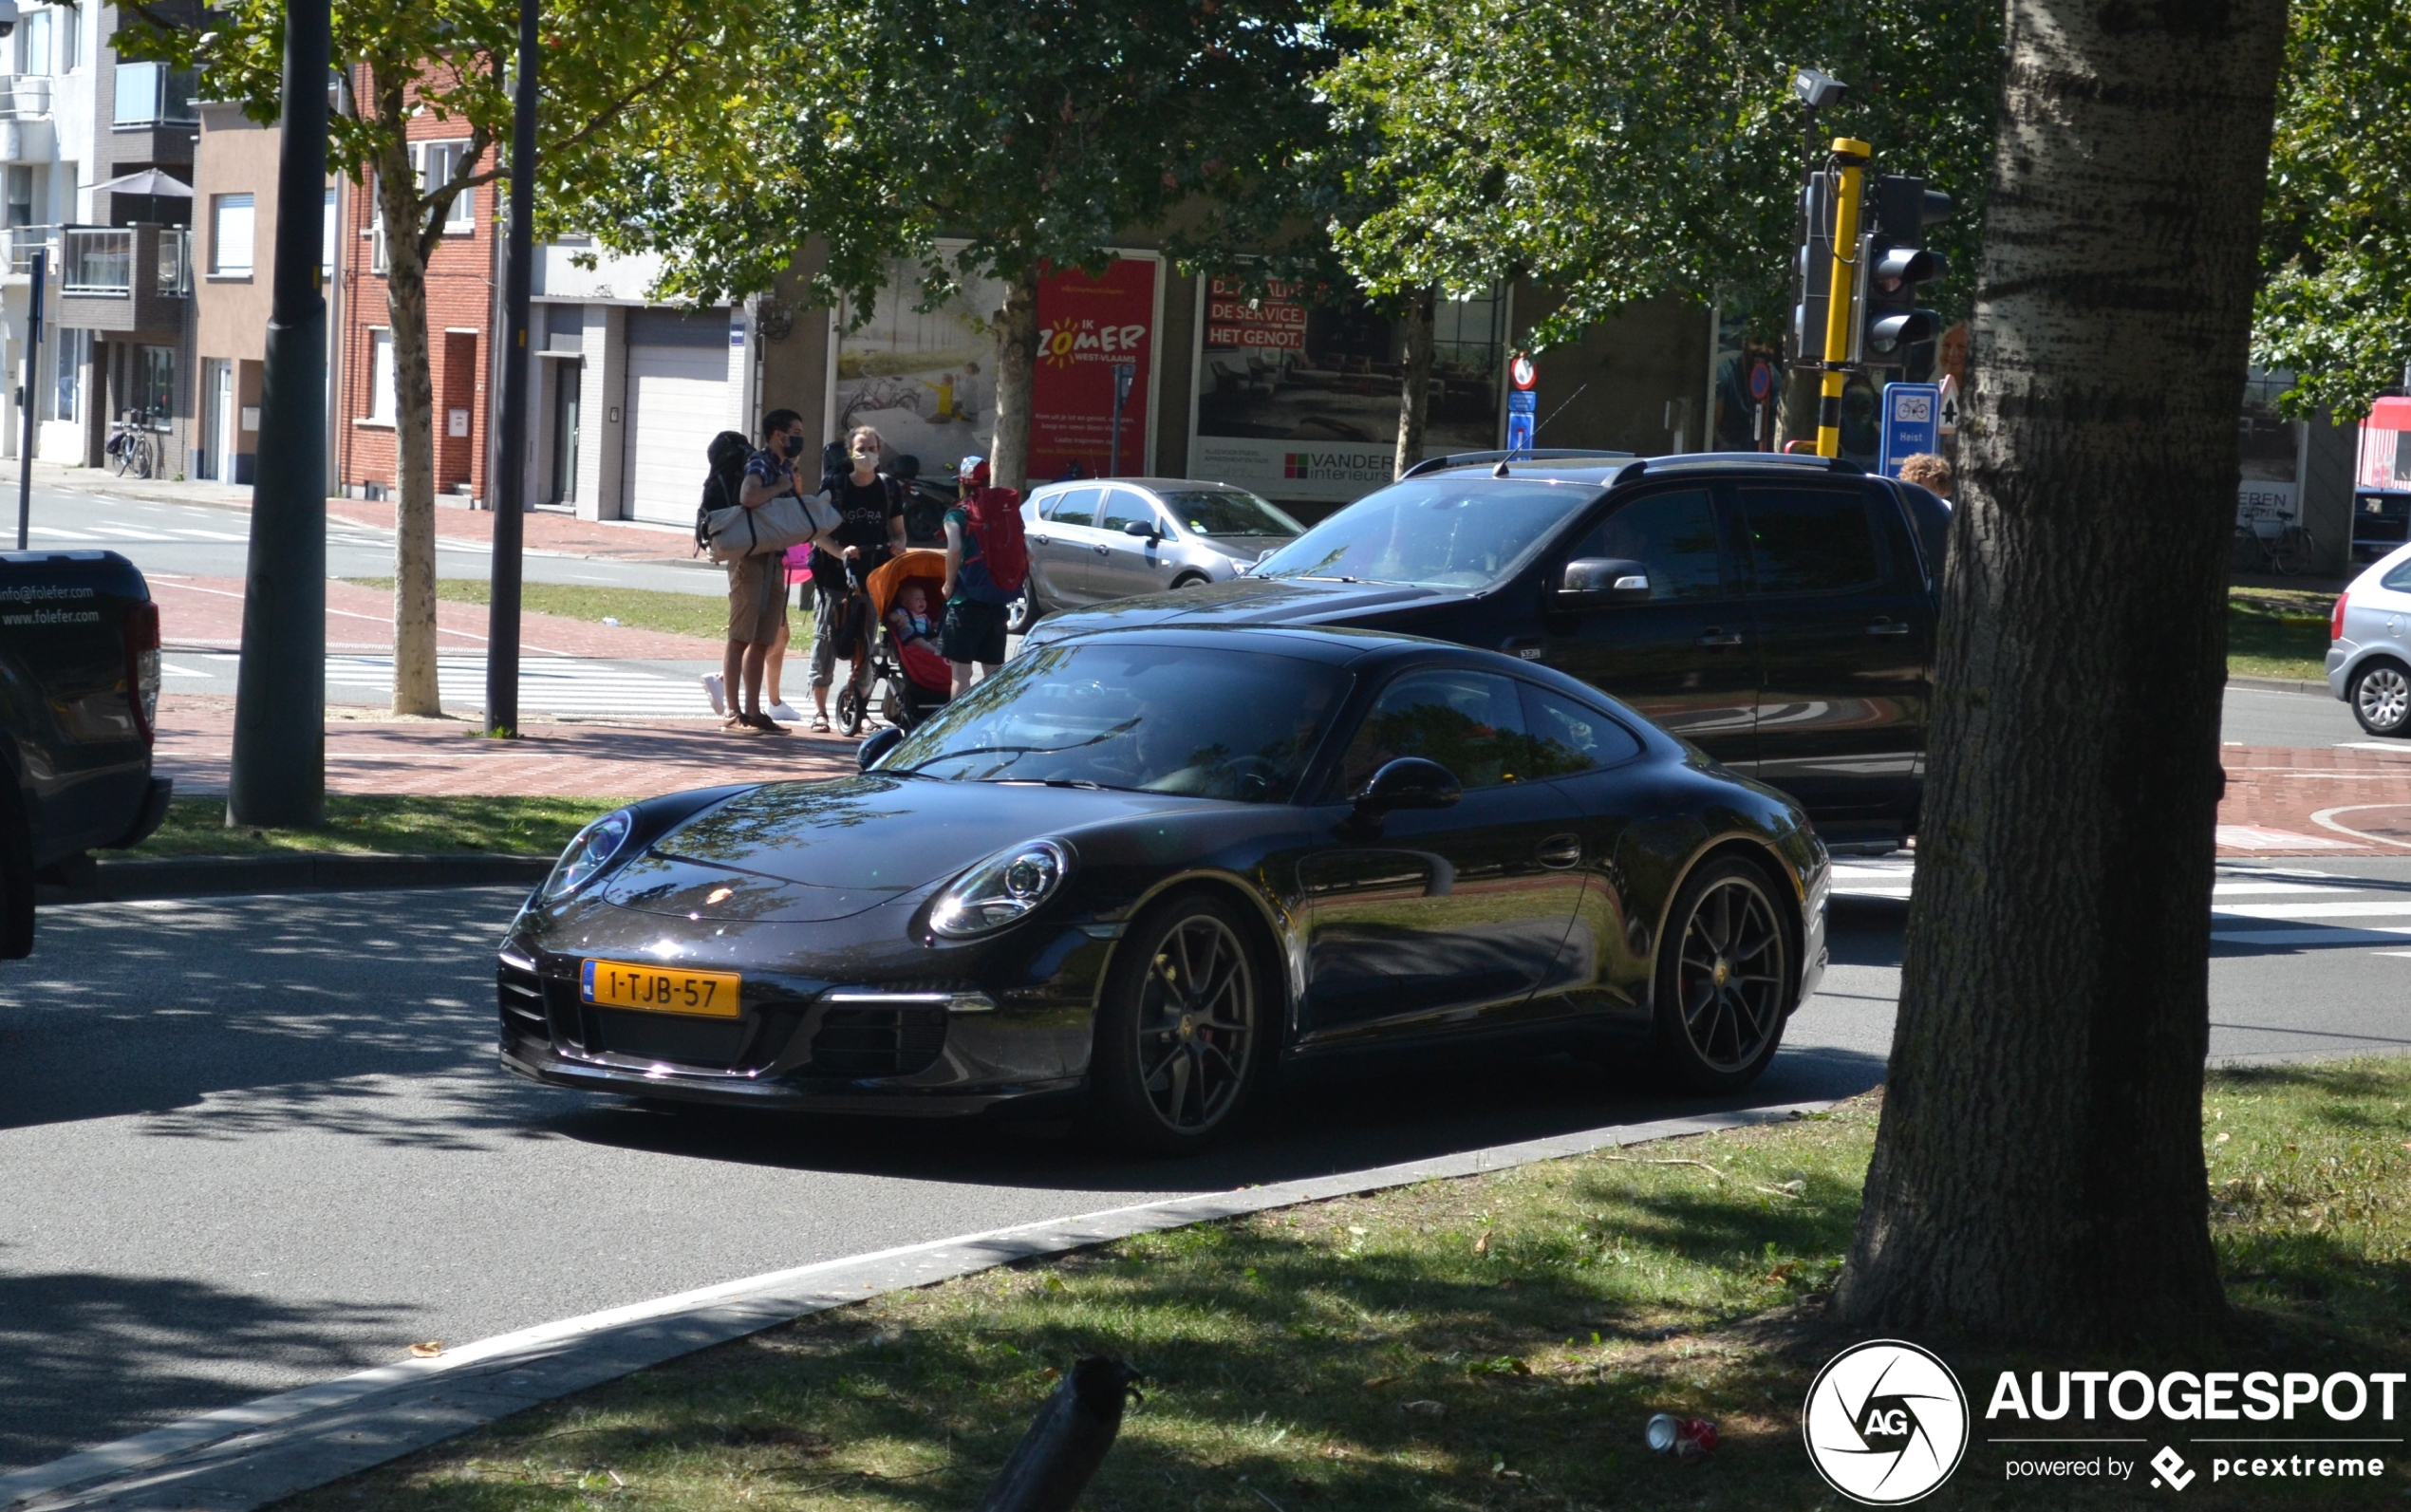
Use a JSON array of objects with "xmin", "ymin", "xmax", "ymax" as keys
[
  {"xmin": 17, "ymin": 9, "xmax": 48, "ymax": 76},
  {"xmin": 210, "ymin": 192, "xmax": 254, "ymax": 276},
  {"xmin": 413, "ymin": 140, "xmax": 475, "ymax": 233},
  {"xmin": 6, "ymin": 166, "xmax": 33, "ymax": 230},
  {"xmin": 135, "ymin": 345, "xmax": 175, "ymax": 422},
  {"xmin": 46, "ymin": 327, "xmax": 85, "ymax": 422},
  {"xmin": 365, "ymin": 329, "xmax": 395, "ymax": 422},
  {"xmin": 112, "ymin": 61, "xmax": 196, "ymax": 127},
  {"xmin": 321, "ymin": 186, "xmax": 335, "ymax": 278}
]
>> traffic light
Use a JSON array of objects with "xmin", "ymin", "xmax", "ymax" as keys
[
  {"xmin": 1792, "ymin": 170, "xmax": 1837, "ymax": 364},
  {"xmin": 1858, "ymin": 175, "xmax": 1953, "ymax": 366}
]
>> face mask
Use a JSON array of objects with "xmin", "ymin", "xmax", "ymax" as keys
[
  {"xmin": 780, "ymin": 434, "xmax": 804, "ymax": 457},
  {"xmin": 853, "ymin": 450, "xmax": 879, "ymax": 467}
]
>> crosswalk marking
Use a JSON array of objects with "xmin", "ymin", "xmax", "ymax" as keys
[
  {"xmin": 1834, "ymin": 859, "xmax": 2411, "ymax": 956},
  {"xmin": 324, "ymin": 654, "xmax": 720, "ymax": 718}
]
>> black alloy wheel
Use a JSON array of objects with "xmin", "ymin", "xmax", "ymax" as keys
[
  {"xmin": 1091, "ymin": 892, "xmax": 1265, "ymax": 1154},
  {"xmin": 2351, "ymin": 661, "xmax": 2411, "ymax": 737},
  {"xmin": 1652, "ymin": 856, "xmax": 1792, "ymax": 1092}
]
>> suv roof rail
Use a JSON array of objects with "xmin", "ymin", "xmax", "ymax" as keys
[
  {"xmin": 1400, "ymin": 447, "xmax": 1635, "ymax": 479},
  {"xmin": 1631, "ymin": 450, "xmax": 1866, "ymax": 475}
]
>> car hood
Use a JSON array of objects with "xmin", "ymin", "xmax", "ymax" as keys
[
  {"xmin": 1029, "ymin": 573, "xmax": 1467, "ymax": 642},
  {"xmin": 600, "ymin": 774, "xmax": 1214, "ymax": 923}
]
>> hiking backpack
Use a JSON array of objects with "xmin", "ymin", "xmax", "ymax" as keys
[
  {"xmin": 958, "ymin": 485, "xmax": 1029, "ymax": 601},
  {"xmin": 695, "ymin": 430, "xmax": 756, "ymax": 552}
]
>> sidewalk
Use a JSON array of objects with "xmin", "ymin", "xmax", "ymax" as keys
[
  {"xmin": 30, "ymin": 462, "xmax": 706, "ymax": 568},
  {"xmin": 155, "ymin": 696, "xmax": 858, "ymax": 798},
  {"xmin": 2217, "ymin": 743, "xmax": 2411, "ymax": 852}
]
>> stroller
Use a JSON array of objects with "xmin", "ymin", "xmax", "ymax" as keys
[{"xmin": 835, "ymin": 549, "xmax": 954, "ymax": 735}]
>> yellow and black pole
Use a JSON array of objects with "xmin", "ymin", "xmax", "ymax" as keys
[{"xmin": 1815, "ymin": 138, "xmax": 1872, "ymax": 458}]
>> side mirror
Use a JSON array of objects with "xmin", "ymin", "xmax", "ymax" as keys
[
  {"xmin": 1122, "ymin": 519, "xmax": 1162, "ymax": 541},
  {"xmin": 857, "ymin": 726, "xmax": 905, "ymax": 772},
  {"xmin": 1352, "ymin": 756, "xmax": 1463, "ymax": 817},
  {"xmin": 1557, "ymin": 556, "xmax": 1653, "ymax": 606}
]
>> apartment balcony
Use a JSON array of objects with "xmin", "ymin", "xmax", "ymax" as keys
[
  {"xmin": 0, "ymin": 75, "xmax": 56, "ymax": 162},
  {"xmin": 54, "ymin": 224, "xmax": 189, "ymax": 339},
  {"xmin": 110, "ymin": 62, "xmax": 196, "ymax": 167},
  {"xmin": 0, "ymin": 224, "xmax": 58, "ymax": 286}
]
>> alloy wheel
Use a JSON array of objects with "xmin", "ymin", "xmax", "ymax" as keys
[
  {"xmin": 2358, "ymin": 665, "xmax": 2410, "ymax": 733},
  {"xmin": 1134, "ymin": 913, "xmax": 1256, "ymax": 1133},
  {"xmin": 1673, "ymin": 874, "xmax": 1787, "ymax": 1073}
]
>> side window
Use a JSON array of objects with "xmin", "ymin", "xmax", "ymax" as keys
[
  {"xmin": 1339, "ymin": 667, "xmax": 1533, "ymax": 794},
  {"xmin": 2382, "ymin": 557, "xmax": 2411, "ymax": 593},
  {"xmin": 1738, "ymin": 486, "xmax": 1884, "ymax": 596},
  {"xmin": 1517, "ymin": 683, "xmax": 1644, "ymax": 775},
  {"xmin": 1098, "ymin": 488, "xmax": 1156, "ymax": 535},
  {"xmin": 1041, "ymin": 486, "xmax": 1100, "ymax": 525},
  {"xmin": 1567, "ymin": 488, "xmax": 1726, "ymax": 599}
]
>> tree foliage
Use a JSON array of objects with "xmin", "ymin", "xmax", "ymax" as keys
[
  {"xmin": 1314, "ymin": 0, "xmax": 2001, "ymax": 346},
  {"xmin": 2254, "ymin": 0, "xmax": 2411, "ymax": 419}
]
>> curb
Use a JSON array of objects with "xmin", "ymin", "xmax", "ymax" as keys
[
  {"xmin": 36, "ymin": 853, "xmax": 551, "ymax": 904},
  {"xmin": 0, "ymin": 1099, "xmax": 1835, "ymax": 1512},
  {"xmin": 2230, "ymin": 673, "xmax": 2330, "ymax": 697}
]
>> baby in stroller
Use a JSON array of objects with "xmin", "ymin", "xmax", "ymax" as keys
[{"xmin": 861, "ymin": 549, "xmax": 955, "ymax": 731}]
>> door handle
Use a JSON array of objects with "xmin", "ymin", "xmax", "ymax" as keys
[
  {"xmin": 1093, "ymin": 543, "xmax": 1111, "ymax": 555},
  {"xmin": 1864, "ymin": 618, "xmax": 1912, "ymax": 636},
  {"xmin": 1537, "ymin": 833, "xmax": 1584, "ymax": 869},
  {"xmin": 1032, "ymin": 533, "xmax": 1050, "ymax": 545},
  {"xmin": 1696, "ymin": 628, "xmax": 1744, "ymax": 647}
]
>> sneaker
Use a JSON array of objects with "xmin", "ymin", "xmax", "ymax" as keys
[
  {"xmin": 721, "ymin": 715, "xmax": 761, "ymax": 736},
  {"xmin": 768, "ymin": 701, "xmax": 801, "ymax": 722},
  {"xmin": 701, "ymin": 673, "xmax": 727, "ymax": 715},
  {"xmin": 744, "ymin": 712, "xmax": 791, "ymax": 736}
]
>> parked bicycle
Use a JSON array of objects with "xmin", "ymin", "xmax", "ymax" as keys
[
  {"xmin": 2233, "ymin": 501, "xmax": 2314, "ymax": 577},
  {"xmin": 105, "ymin": 409, "xmax": 158, "ymax": 480}
]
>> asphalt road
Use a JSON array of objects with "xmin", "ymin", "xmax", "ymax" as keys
[{"xmin": 6, "ymin": 862, "xmax": 2410, "ymax": 1471}]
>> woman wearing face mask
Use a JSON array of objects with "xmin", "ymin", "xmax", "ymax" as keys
[{"xmin": 805, "ymin": 424, "xmax": 907, "ymax": 733}]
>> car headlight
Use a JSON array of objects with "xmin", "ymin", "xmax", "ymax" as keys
[
  {"xmin": 540, "ymin": 809, "xmax": 634, "ymax": 903},
  {"xmin": 928, "ymin": 839, "xmax": 1071, "ymax": 938}
]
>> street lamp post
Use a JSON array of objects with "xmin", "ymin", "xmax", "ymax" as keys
[
  {"xmin": 228, "ymin": 0, "xmax": 330, "ymax": 828},
  {"xmin": 15, "ymin": 247, "xmax": 41, "ymax": 551},
  {"xmin": 484, "ymin": 0, "xmax": 537, "ymax": 737},
  {"xmin": 1108, "ymin": 362, "xmax": 1134, "ymax": 479}
]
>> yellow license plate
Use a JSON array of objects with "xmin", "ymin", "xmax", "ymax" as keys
[{"xmin": 579, "ymin": 960, "xmax": 742, "ymax": 1017}]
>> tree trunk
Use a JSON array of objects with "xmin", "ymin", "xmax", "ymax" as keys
[
  {"xmin": 1392, "ymin": 285, "xmax": 1435, "ymax": 477},
  {"xmin": 989, "ymin": 265, "xmax": 1041, "ymax": 493},
  {"xmin": 378, "ymin": 139, "xmax": 442, "ymax": 718},
  {"xmin": 1832, "ymin": 0, "xmax": 2289, "ymax": 1345}
]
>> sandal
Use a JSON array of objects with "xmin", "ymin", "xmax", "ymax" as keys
[{"xmin": 811, "ymin": 713, "xmax": 832, "ymax": 734}]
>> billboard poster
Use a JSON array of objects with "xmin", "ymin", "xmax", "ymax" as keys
[
  {"xmin": 831, "ymin": 252, "xmax": 1158, "ymax": 483},
  {"xmin": 2237, "ymin": 367, "xmax": 2307, "ymax": 527},
  {"xmin": 1028, "ymin": 257, "xmax": 1158, "ymax": 481},
  {"xmin": 1188, "ymin": 279, "xmax": 1505, "ymax": 504},
  {"xmin": 2355, "ymin": 397, "xmax": 2411, "ymax": 493}
]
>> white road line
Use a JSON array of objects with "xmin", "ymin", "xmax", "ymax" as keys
[
  {"xmin": 2213, "ymin": 901, "xmax": 2411, "ymax": 920},
  {"xmin": 167, "ymin": 527, "xmax": 251, "ymax": 541}
]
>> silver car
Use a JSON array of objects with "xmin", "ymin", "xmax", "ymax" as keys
[
  {"xmin": 1013, "ymin": 478, "xmax": 1304, "ymax": 630},
  {"xmin": 2327, "ymin": 541, "xmax": 2411, "ymax": 736}
]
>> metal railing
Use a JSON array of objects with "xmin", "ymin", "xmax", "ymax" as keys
[
  {"xmin": 156, "ymin": 226, "xmax": 189, "ymax": 295},
  {"xmin": 63, "ymin": 227, "xmax": 131, "ymax": 294},
  {"xmin": 5, "ymin": 223, "xmax": 58, "ymax": 276},
  {"xmin": 0, "ymin": 75, "xmax": 53, "ymax": 120}
]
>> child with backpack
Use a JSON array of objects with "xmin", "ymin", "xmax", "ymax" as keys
[{"xmin": 940, "ymin": 455, "xmax": 1028, "ymax": 697}]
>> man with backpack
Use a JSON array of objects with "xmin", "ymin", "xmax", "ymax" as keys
[
  {"xmin": 940, "ymin": 455, "xmax": 1028, "ymax": 697},
  {"xmin": 804, "ymin": 425, "xmax": 909, "ymax": 733},
  {"xmin": 701, "ymin": 408, "xmax": 814, "ymax": 735}
]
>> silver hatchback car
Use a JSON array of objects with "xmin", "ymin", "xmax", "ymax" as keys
[
  {"xmin": 2327, "ymin": 542, "xmax": 2411, "ymax": 736},
  {"xmin": 1013, "ymin": 478, "xmax": 1304, "ymax": 629}
]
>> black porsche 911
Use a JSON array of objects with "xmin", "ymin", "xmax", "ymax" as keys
[{"xmin": 496, "ymin": 625, "xmax": 1830, "ymax": 1153}]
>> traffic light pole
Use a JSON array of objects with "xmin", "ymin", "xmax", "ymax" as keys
[
  {"xmin": 1815, "ymin": 139, "xmax": 1871, "ymax": 460},
  {"xmin": 228, "ymin": 0, "xmax": 330, "ymax": 827}
]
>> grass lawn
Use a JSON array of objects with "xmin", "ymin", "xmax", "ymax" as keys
[
  {"xmin": 283, "ymin": 1060, "xmax": 2411, "ymax": 1511},
  {"xmin": 337, "ymin": 577, "xmax": 787, "ymax": 645},
  {"xmin": 117, "ymin": 795, "xmax": 625, "ymax": 857},
  {"xmin": 2229, "ymin": 585, "xmax": 2336, "ymax": 681}
]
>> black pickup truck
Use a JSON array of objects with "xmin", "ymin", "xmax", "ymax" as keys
[
  {"xmin": 0, "ymin": 550, "xmax": 172, "ymax": 955},
  {"xmin": 1023, "ymin": 452, "xmax": 1951, "ymax": 850}
]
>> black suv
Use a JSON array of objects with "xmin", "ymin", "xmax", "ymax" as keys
[{"xmin": 1021, "ymin": 452, "xmax": 1951, "ymax": 849}]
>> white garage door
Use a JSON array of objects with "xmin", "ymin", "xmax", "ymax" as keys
[{"xmin": 623, "ymin": 324, "xmax": 735, "ymax": 526}]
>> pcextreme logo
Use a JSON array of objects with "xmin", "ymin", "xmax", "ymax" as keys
[{"xmin": 1804, "ymin": 1339, "xmax": 1972, "ymax": 1504}]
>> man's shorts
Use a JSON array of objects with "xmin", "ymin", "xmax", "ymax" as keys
[
  {"xmin": 941, "ymin": 598, "xmax": 1009, "ymax": 666},
  {"xmin": 725, "ymin": 552, "xmax": 786, "ymax": 646}
]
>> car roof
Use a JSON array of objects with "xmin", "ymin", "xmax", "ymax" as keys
[
  {"xmin": 1409, "ymin": 451, "xmax": 1869, "ymax": 488},
  {"xmin": 1026, "ymin": 477, "xmax": 1259, "ymax": 495}
]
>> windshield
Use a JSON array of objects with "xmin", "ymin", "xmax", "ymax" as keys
[
  {"xmin": 885, "ymin": 641, "xmax": 1347, "ymax": 803},
  {"xmin": 1158, "ymin": 490, "xmax": 1302, "ymax": 538},
  {"xmin": 1249, "ymin": 478, "xmax": 1588, "ymax": 589}
]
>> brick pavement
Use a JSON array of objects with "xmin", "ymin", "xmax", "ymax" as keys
[
  {"xmin": 2216, "ymin": 744, "xmax": 2411, "ymax": 854},
  {"xmin": 156, "ymin": 696, "xmax": 856, "ymax": 799}
]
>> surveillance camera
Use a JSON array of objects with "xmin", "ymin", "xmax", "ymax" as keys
[
  {"xmin": 0, "ymin": 2, "xmax": 19, "ymax": 40},
  {"xmin": 1793, "ymin": 66, "xmax": 1846, "ymax": 111}
]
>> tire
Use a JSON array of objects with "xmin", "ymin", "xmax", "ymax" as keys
[
  {"xmin": 1006, "ymin": 589, "xmax": 1041, "ymax": 636},
  {"xmin": 108, "ymin": 441, "xmax": 131, "ymax": 478},
  {"xmin": 2350, "ymin": 660, "xmax": 2411, "ymax": 737},
  {"xmin": 1651, "ymin": 855, "xmax": 1793, "ymax": 1092},
  {"xmin": 835, "ymin": 681, "xmax": 868, "ymax": 737},
  {"xmin": 1088, "ymin": 890, "xmax": 1270, "ymax": 1155},
  {"xmin": 0, "ymin": 777, "xmax": 29, "ymax": 961},
  {"xmin": 1169, "ymin": 573, "xmax": 1209, "ymax": 591},
  {"xmin": 2271, "ymin": 530, "xmax": 2308, "ymax": 576}
]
